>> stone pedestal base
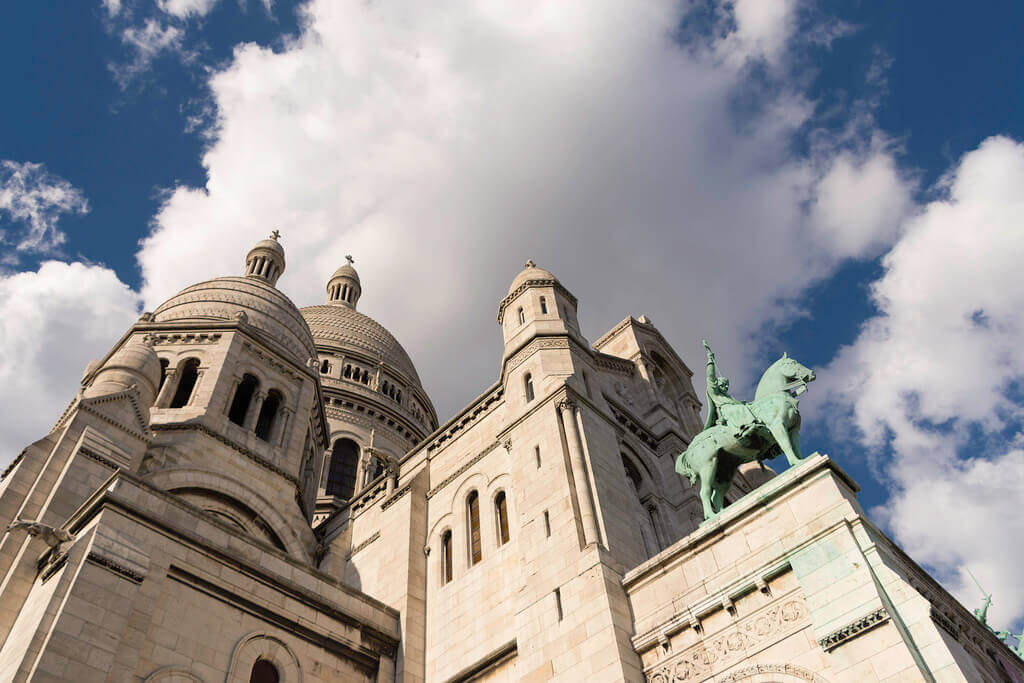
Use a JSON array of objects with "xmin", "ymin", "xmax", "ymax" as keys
[{"xmin": 623, "ymin": 454, "xmax": 1024, "ymax": 683}]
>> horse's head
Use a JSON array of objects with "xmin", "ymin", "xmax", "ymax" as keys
[
  {"xmin": 755, "ymin": 352, "xmax": 816, "ymax": 399},
  {"xmin": 776, "ymin": 352, "xmax": 816, "ymax": 390}
]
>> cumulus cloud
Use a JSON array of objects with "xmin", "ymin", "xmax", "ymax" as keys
[
  {"xmin": 0, "ymin": 160, "xmax": 89, "ymax": 261},
  {"xmin": 133, "ymin": 0, "xmax": 911, "ymax": 421},
  {"xmin": 820, "ymin": 136, "xmax": 1024, "ymax": 626},
  {"xmin": 0, "ymin": 262, "xmax": 141, "ymax": 462},
  {"xmin": 157, "ymin": 0, "xmax": 219, "ymax": 19}
]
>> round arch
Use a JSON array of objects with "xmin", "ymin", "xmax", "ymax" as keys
[
  {"xmin": 226, "ymin": 632, "xmax": 302, "ymax": 683},
  {"xmin": 143, "ymin": 466, "xmax": 307, "ymax": 559}
]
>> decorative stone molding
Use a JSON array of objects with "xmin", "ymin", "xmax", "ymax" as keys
[
  {"xmin": 86, "ymin": 551, "xmax": 145, "ymax": 584},
  {"xmin": 817, "ymin": 607, "xmax": 890, "ymax": 651},
  {"xmin": 427, "ymin": 440, "xmax": 502, "ymax": 498},
  {"xmin": 496, "ymin": 278, "xmax": 577, "ymax": 323},
  {"xmin": 931, "ymin": 606, "xmax": 960, "ymax": 639},
  {"xmin": 149, "ymin": 332, "xmax": 222, "ymax": 346},
  {"xmin": 504, "ymin": 336, "xmax": 571, "ymax": 375},
  {"xmin": 150, "ymin": 423, "xmax": 300, "ymax": 487},
  {"xmin": 348, "ymin": 531, "xmax": 381, "ymax": 559},
  {"xmin": 227, "ymin": 632, "xmax": 303, "ymax": 683},
  {"xmin": 717, "ymin": 663, "xmax": 831, "ymax": 682},
  {"xmin": 426, "ymin": 386, "xmax": 504, "ymax": 451},
  {"xmin": 79, "ymin": 446, "xmax": 118, "ymax": 470},
  {"xmin": 381, "ymin": 482, "xmax": 413, "ymax": 510},
  {"xmin": 644, "ymin": 599, "xmax": 807, "ymax": 682}
]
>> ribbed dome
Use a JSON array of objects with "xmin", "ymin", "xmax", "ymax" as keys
[
  {"xmin": 300, "ymin": 305, "xmax": 423, "ymax": 387},
  {"xmin": 331, "ymin": 263, "xmax": 360, "ymax": 284},
  {"xmin": 508, "ymin": 260, "xmax": 557, "ymax": 294},
  {"xmin": 153, "ymin": 277, "xmax": 317, "ymax": 364},
  {"xmin": 84, "ymin": 336, "xmax": 162, "ymax": 405}
]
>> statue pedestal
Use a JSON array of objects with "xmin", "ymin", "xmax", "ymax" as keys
[{"xmin": 623, "ymin": 454, "xmax": 1024, "ymax": 682}]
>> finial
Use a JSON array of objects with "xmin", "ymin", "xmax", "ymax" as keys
[
  {"xmin": 270, "ymin": 229, "xmax": 281, "ymax": 240},
  {"xmin": 525, "ymin": 259, "xmax": 536, "ymax": 268},
  {"xmin": 345, "ymin": 254, "xmax": 354, "ymax": 265}
]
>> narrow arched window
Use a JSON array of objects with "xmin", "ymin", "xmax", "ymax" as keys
[
  {"xmin": 495, "ymin": 491, "xmax": 510, "ymax": 546},
  {"xmin": 396, "ymin": 390, "xmax": 402, "ymax": 403},
  {"xmin": 169, "ymin": 358, "xmax": 200, "ymax": 408},
  {"xmin": 539, "ymin": 296, "xmax": 548, "ymax": 314},
  {"xmin": 249, "ymin": 659, "xmax": 280, "ymax": 683},
  {"xmin": 371, "ymin": 457, "xmax": 385, "ymax": 480},
  {"xmin": 343, "ymin": 364, "xmax": 352, "ymax": 379},
  {"xmin": 441, "ymin": 530, "xmax": 453, "ymax": 584},
  {"xmin": 362, "ymin": 370, "xmax": 370, "ymax": 385},
  {"xmin": 467, "ymin": 491, "xmax": 482, "ymax": 565},
  {"xmin": 524, "ymin": 373, "xmax": 534, "ymax": 402},
  {"xmin": 158, "ymin": 358, "xmax": 169, "ymax": 392},
  {"xmin": 325, "ymin": 438, "xmax": 359, "ymax": 499},
  {"xmin": 518, "ymin": 307, "xmax": 525, "ymax": 325},
  {"xmin": 320, "ymin": 359, "xmax": 330, "ymax": 374},
  {"xmin": 228, "ymin": 374, "xmax": 259, "ymax": 426},
  {"xmin": 254, "ymin": 390, "xmax": 283, "ymax": 441}
]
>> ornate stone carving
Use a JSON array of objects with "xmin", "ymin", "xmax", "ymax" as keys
[
  {"xmin": 817, "ymin": 607, "xmax": 889, "ymax": 651},
  {"xmin": 646, "ymin": 599, "xmax": 806, "ymax": 682},
  {"xmin": 716, "ymin": 663, "xmax": 831, "ymax": 682}
]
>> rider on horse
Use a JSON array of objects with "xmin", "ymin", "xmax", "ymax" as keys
[{"xmin": 703, "ymin": 340, "xmax": 758, "ymax": 439}]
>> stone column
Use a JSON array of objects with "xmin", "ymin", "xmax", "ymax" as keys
[
  {"xmin": 274, "ymin": 406, "xmax": 293, "ymax": 447},
  {"xmin": 223, "ymin": 376, "xmax": 241, "ymax": 414},
  {"xmin": 559, "ymin": 399, "xmax": 600, "ymax": 547},
  {"xmin": 245, "ymin": 392, "xmax": 266, "ymax": 431},
  {"xmin": 154, "ymin": 368, "xmax": 177, "ymax": 408}
]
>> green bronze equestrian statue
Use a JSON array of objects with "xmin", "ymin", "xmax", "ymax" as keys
[{"xmin": 676, "ymin": 341, "xmax": 816, "ymax": 520}]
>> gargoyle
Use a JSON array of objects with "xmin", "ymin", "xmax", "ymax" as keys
[{"xmin": 6, "ymin": 520, "xmax": 75, "ymax": 549}]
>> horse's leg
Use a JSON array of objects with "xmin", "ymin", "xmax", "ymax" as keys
[
  {"xmin": 711, "ymin": 479, "xmax": 730, "ymax": 512},
  {"xmin": 788, "ymin": 426, "xmax": 803, "ymax": 461},
  {"xmin": 768, "ymin": 420, "xmax": 802, "ymax": 466},
  {"xmin": 698, "ymin": 455, "xmax": 718, "ymax": 520}
]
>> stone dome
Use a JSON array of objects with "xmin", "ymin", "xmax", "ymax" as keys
[
  {"xmin": 153, "ymin": 276, "xmax": 317, "ymax": 365},
  {"xmin": 252, "ymin": 237, "xmax": 285, "ymax": 258},
  {"xmin": 331, "ymin": 263, "xmax": 360, "ymax": 285},
  {"xmin": 300, "ymin": 305, "xmax": 423, "ymax": 387},
  {"xmin": 508, "ymin": 260, "xmax": 558, "ymax": 295},
  {"xmin": 84, "ymin": 336, "xmax": 162, "ymax": 405}
]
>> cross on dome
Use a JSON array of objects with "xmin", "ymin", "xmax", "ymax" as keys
[
  {"xmin": 345, "ymin": 254, "xmax": 354, "ymax": 265},
  {"xmin": 270, "ymin": 229, "xmax": 281, "ymax": 240},
  {"xmin": 525, "ymin": 259, "xmax": 536, "ymax": 268}
]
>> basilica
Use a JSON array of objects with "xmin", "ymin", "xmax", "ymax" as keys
[{"xmin": 0, "ymin": 235, "xmax": 1019, "ymax": 682}]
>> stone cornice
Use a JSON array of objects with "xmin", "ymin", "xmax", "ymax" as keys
[{"xmin": 427, "ymin": 440, "xmax": 503, "ymax": 499}]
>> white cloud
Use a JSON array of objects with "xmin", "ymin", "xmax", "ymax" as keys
[
  {"xmin": 132, "ymin": 0, "xmax": 909, "ymax": 422},
  {"xmin": 111, "ymin": 18, "xmax": 185, "ymax": 87},
  {"xmin": 0, "ymin": 160, "xmax": 89, "ymax": 259},
  {"xmin": 809, "ymin": 142, "xmax": 915, "ymax": 259},
  {"xmin": 715, "ymin": 0, "xmax": 800, "ymax": 67},
  {"xmin": 0, "ymin": 262, "xmax": 141, "ymax": 462},
  {"xmin": 820, "ymin": 136, "xmax": 1024, "ymax": 626},
  {"xmin": 158, "ymin": 0, "xmax": 219, "ymax": 19}
]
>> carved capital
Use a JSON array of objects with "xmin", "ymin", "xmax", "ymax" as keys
[{"xmin": 557, "ymin": 398, "xmax": 576, "ymax": 412}]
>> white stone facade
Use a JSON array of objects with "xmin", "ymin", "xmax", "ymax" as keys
[{"xmin": 0, "ymin": 242, "xmax": 1018, "ymax": 682}]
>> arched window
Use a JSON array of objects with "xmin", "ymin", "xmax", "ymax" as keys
[
  {"xmin": 441, "ymin": 530, "xmax": 453, "ymax": 584},
  {"xmin": 362, "ymin": 370, "xmax": 370, "ymax": 385},
  {"xmin": 539, "ymin": 296, "xmax": 548, "ymax": 314},
  {"xmin": 169, "ymin": 358, "xmax": 200, "ymax": 408},
  {"xmin": 343, "ymin": 364, "xmax": 352, "ymax": 379},
  {"xmin": 524, "ymin": 373, "xmax": 534, "ymax": 402},
  {"xmin": 228, "ymin": 374, "xmax": 259, "ymax": 426},
  {"xmin": 396, "ymin": 390, "xmax": 402, "ymax": 403},
  {"xmin": 158, "ymin": 358, "xmax": 169, "ymax": 392},
  {"xmin": 249, "ymin": 659, "xmax": 280, "ymax": 683},
  {"xmin": 467, "ymin": 491, "xmax": 482, "ymax": 565},
  {"xmin": 495, "ymin": 491, "xmax": 510, "ymax": 546},
  {"xmin": 371, "ymin": 456, "xmax": 385, "ymax": 480},
  {"xmin": 325, "ymin": 438, "xmax": 359, "ymax": 499},
  {"xmin": 320, "ymin": 359, "xmax": 330, "ymax": 374},
  {"xmin": 254, "ymin": 390, "xmax": 283, "ymax": 441},
  {"xmin": 518, "ymin": 307, "xmax": 525, "ymax": 325}
]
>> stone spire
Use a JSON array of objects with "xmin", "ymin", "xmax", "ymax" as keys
[
  {"xmin": 244, "ymin": 231, "xmax": 286, "ymax": 287},
  {"xmin": 326, "ymin": 255, "xmax": 361, "ymax": 309}
]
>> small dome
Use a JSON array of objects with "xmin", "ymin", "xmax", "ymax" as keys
[
  {"xmin": 84, "ymin": 336, "xmax": 162, "ymax": 405},
  {"xmin": 331, "ymin": 263, "xmax": 360, "ymax": 285},
  {"xmin": 244, "ymin": 231, "xmax": 286, "ymax": 286},
  {"xmin": 301, "ymin": 305, "xmax": 425, "ymax": 389},
  {"xmin": 508, "ymin": 259, "xmax": 557, "ymax": 295},
  {"xmin": 153, "ymin": 276, "xmax": 317, "ymax": 365}
]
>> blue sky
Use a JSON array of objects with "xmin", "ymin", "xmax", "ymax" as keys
[{"xmin": 2, "ymin": 0, "xmax": 1023, "ymax": 631}]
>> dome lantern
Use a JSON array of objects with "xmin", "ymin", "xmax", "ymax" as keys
[
  {"xmin": 326, "ymin": 255, "xmax": 361, "ymax": 309},
  {"xmin": 244, "ymin": 230, "xmax": 286, "ymax": 287}
]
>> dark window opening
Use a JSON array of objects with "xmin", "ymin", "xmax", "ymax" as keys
[
  {"xmin": 325, "ymin": 438, "xmax": 359, "ymax": 499},
  {"xmin": 524, "ymin": 373, "xmax": 534, "ymax": 402},
  {"xmin": 540, "ymin": 296, "xmax": 548, "ymax": 314},
  {"xmin": 169, "ymin": 358, "xmax": 200, "ymax": 409},
  {"xmin": 468, "ymin": 491, "xmax": 482, "ymax": 565},
  {"xmin": 249, "ymin": 659, "xmax": 280, "ymax": 683},
  {"xmin": 228, "ymin": 374, "xmax": 259, "ymax": 426},
  {"xmin": 441, "ymin": 530, "xmax": 453, "ymax": 584},
  {"xmin": 495, "ymin": 491, "xmax": 510, "ymax": 546},
  {"xmin": 158, "ymin": 358, "xmax": 169, "ymax": 392},
  {"xmin": 254, "ymin": 390, "xmax": 283, "ymax": 441}
]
